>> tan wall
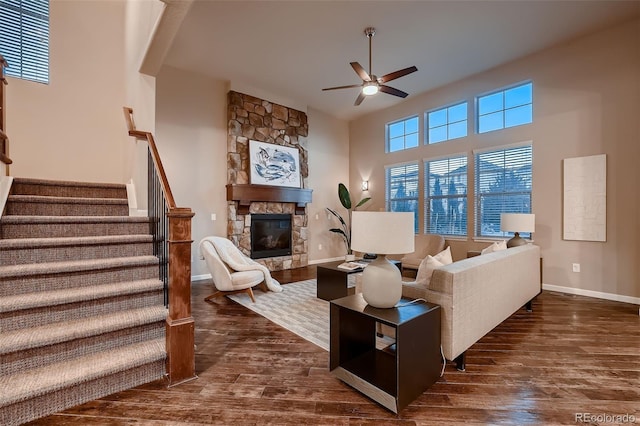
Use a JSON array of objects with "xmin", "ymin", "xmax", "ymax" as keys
[
  {"xmin": 156, "ymin": 67, "xmax": 351, "ymax": 276},
  {"xmin": 6, "ymin": 0, "xmax": 129, "ymax": 183},
  {"xmin": 350, "ymin": 19, "xmax": 640, "ymax": 299},
  {"xmin": 305, "ymin": 107, "xmax": 350, "ymax": 261},
  {"xmin": 156, "ymin": 65, "xmax": 228, "ymax": 278}
]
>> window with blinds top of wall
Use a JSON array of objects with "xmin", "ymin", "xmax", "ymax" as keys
[
  {"xmin": 477, "ymin": 82, "xmax": 532, "ymax": 133},
  {"xmin": 385, "ymin": 162, "xmax": 419, "ymax": 233},
  {"xmin": 386, "ymin": 115, "xmax": 419, "ymax": 153},
  {"xmin": 426, "ymin": 102, "xmax": 467, "ymax": 144},
  {"xmin": 475, "ymin": 144, "xmax": 532, "ymax": 238},
  {"xmin": 0, "ymin": 0, "xmax": 49, "ymax": 84},
  {"xmin": 424, "ymin": 155, "xmax": 468, "ymax": 237}
]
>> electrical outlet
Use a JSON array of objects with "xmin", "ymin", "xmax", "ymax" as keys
[
  {"xmin": 572, "ymin": 263, "xmax": 580, "ymax": 273},
  {"xmin": 211, "ymin": 213, "xmax": 216, "ymax": 221},
  {"xmin": 318, "ymin": 244, "xmax": 323, "ymax": 250}
]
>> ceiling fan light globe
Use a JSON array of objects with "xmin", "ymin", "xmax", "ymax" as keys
[{"xmin": 362, "ymin": 84, "xmax": 379, "ymax": 96}]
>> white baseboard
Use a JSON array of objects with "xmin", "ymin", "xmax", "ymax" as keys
[
  {"xmin": 191, "ymin": 273, "xmax": 211, "ymax": 282},
  {"xmin": 0, "ymin": 176, "xmax": 13, "ymax": 219},
  {"xmin": 543, "ymin": 283, "xmax": 640, "ymax": 307},
  {"xmin": 308, "ymin": 256, "xmax": 345, "ymax": 264}
]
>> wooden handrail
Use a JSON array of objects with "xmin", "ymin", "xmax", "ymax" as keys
[
  {"xmin": 1, "ymin": 55, "xmax": 11, "ymax": 171},
  {"xmin": 123, "ymin": 107, "xmax": 176, "ymax": 208},
  {"xmin": 123, "ymin": 106, "xmax": 196, "ymax": 387}
]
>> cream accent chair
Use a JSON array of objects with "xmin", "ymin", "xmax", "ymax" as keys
[
  {"xmin": 389, "ymin": 234, "xmax": 446, "ymax": 272},
  {"xmin": 200, "ymin": 238, "xmax": 266, "ymax": 303}
]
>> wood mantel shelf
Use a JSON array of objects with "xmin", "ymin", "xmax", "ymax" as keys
[{"xmin": 226, "ymin": 184, "xmax": 313, "ymax": 215}]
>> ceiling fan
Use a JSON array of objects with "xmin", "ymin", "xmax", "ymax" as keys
[{"xmin": 322, "ymin": 27, "xmax": 418, "ymax": 106}]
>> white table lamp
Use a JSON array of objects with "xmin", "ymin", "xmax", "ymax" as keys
[
  {"xmin": 351, "ymin": 211, "xmax": 414, "ymax": 308},
  {"xmin": 500, "ymin": 213, "xmax": 535, "ymax": 248}
]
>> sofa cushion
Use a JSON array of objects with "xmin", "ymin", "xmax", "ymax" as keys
[
  {"xmin": 481, "ymin": 240, "xmax": 507, "ymax": 255},
  {"xmin": 415, "ymin": 246, "xmax": 453, "ymax": 287}
]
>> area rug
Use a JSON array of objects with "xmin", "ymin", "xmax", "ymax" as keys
[{"xmin": 227, "ymin": 279, "xmax": 330, "ymax": 351}]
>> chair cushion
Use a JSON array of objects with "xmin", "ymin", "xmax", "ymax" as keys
[{"xmin": 230, "ymin": 270, "xmax": 265, "ymax": 289}]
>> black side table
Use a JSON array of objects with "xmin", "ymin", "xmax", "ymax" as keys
[
  {"xmin": 329, "ymin": 294, "xmax": 441, "ymax": 413},
  {"xmin": 316, "ymin": 259, "xmax": 401, "ymax": 301}
]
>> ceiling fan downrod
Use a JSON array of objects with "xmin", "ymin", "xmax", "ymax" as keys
[{"xmin": 365, "ymin": 27, "xmax": 376, "ymax": 79}]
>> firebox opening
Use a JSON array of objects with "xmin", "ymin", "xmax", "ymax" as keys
[{"xmin": 250, "ymin": 214, "xmax": 292, "ymax": 259}]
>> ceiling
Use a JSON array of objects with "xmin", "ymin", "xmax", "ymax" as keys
[{"xmin": 164, "ymin": 1, "xmax": 640, "ymax": 122}]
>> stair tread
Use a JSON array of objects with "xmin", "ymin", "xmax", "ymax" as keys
[
  {"xmin": 0, "ymin": 255, "xmax": 159, "ymax": 278},
  {"xmin": 11, "ymin": 177, "xmax": 126, "ymax": 190},
  {"xmin": 0, "ymin": 338, "xmax": 165, "ymax": 407},
  {"xmin": 0, "ymin": 306, "xmax": 167, "ymax": 354},
  {"xmin": 7, "ymin": 194, "xmax": 127, "ymax": 204},
  {"xmin": 0, "ymin": 278, "xmax": 163, "ymax": 313},
  {"xmin": 0, "ymin": 234, "xmax": 153, "ymax": 249},
  {"xmin": 0, "ymin": 215, "xmax": 150, "ymax": 224}
]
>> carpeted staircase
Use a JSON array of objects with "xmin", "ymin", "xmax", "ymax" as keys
[{"xmin": 0, "ymin": 177, "xmax": 167, "ymax": 426}]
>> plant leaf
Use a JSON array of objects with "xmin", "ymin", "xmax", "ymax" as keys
[
  {"xmin": 338, "ymin": 183, "xmax": 352, "ymax": 210},
  {"xmin": 326, "ymin": 207, "xmax": 347, "ymax": 229},
  {"xmin": 355, "ymin": 197, "xmax": 371, "ymax": 209}
]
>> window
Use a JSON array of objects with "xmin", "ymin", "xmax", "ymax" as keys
[
  {"xmin": 387, "ymin": 116, "xmax": 419, "ymax": 152},
  {"xmin": 475, "ymin": 144, "xmax": 532, "ymax": 238},
  {"xmin": 385, "ymin": 162, "xmax": 419, "ymax": 233},
  {"xmin": 0, "ymin": 0, "xmax": 49, "ymax": 84},
  {"xmin": 424, "ymin": 155, "xmax": 468, "ymax": 236},
  {"xmin": 426, "ymin": 102, "xmax": 467, "ymax": 143},
  {"xmin": 477, "ymin": 82, "xmax": 532, "ymax": 133}
]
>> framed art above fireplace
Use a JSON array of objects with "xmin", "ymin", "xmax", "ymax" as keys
[{"xmin": 249, "ymin": 140, "xmax": 301, "ymax": 188}]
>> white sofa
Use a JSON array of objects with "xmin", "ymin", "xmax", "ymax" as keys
[{"xmin": 401, "ymin": 244, "xmax": 541, "ymax": 370}]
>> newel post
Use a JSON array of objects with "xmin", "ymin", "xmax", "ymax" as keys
[{"xmin": 166, "ymin": 207, "xmax": 197, "ymax": 386}]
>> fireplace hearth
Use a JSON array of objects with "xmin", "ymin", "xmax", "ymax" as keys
[{"xmin": 250, "ymin": 214, "xmax": 292, "ymax": 259}]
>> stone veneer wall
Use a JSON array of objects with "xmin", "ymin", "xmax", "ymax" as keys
[{"xmin": 227, "ymin": 91, "xmax": 309, "ymax": 271}]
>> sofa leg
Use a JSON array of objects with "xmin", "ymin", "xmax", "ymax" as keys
[
  {"xmin": 454, "ymin": 352, "xmax": 466, "ymax": 372},
  {"xmin": 526, "ymin": 300, "xmax": 533, "ymax": 312}
]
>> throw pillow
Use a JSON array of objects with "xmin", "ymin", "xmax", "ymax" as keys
[
  {"xmin": 415, "ymin": 246, "xmax": 453, "ymax": 287},
  {"xmin": 480, "ymin": 240, "xmax": 508, "ymax": 255}
]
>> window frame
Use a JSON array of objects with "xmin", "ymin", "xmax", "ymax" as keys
[
  {"xmin": 476, "ymin": 81, "xmax": 533, "ymax": 134},
  {"xmin": 386, "ymin": 115, "xmax": 420, "ymax": 153},
  {"xmin": 474, "ymin": 142, "xmax": 533, "ymax": 239},
  {"xmin": 385, "ymin": 161, "xmax": 420, "ymax": 234},
  {"xmin": 425, "ymin": 101, "xmax": 468, "ymax": 144},
  {"xmin": 424, "ymin": 153, "xmax": 468, "ymax": 237},
  {"xmin": 0, "ymin": 0, "xmax": 50, "ymax": 84}
]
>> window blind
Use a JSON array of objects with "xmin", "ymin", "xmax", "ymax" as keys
[
  {"xmin": 424, "ymin": 155, "xmax": 468, "ymax": 236},
  {"xmin": 0, "ymin": 0, "xmax": 49, "ymax": 84},
  {"xmin": 475, "ymin": 144, "xmax": 532, "ymax": 237},
  {"xmin": 385, "ymin": 162, "xmax": 419, "ymax": 233}
]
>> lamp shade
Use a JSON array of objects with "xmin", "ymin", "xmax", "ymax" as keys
[
  {"xmin": 351, "ymin": 211, "xmax": 414, "ymax": 254},
  {"xmin": 500, "ymin": 213, "xmax": 535, "ymax": 233}
]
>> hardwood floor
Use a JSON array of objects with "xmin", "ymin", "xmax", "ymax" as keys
[{"xmin": 28, "ymin": 266, "xmax": 639, "ymax": 425}]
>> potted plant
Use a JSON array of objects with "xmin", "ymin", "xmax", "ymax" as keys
[{"xmin": 326, "ymin": 183, "xmax": 371, "ymax": 260}]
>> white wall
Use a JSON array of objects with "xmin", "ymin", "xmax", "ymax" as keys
[
  {"xmin": 6, "ymin": 0, "xmax": 129, "ymax": 183},
  {"xmin": 349, "ymin": 19, "xmax": 640, "ymax": 300}
]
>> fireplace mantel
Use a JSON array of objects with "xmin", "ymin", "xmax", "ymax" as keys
[{"xmin": 226, "ymin": 184, "xmax": 313, "ymax": 215}]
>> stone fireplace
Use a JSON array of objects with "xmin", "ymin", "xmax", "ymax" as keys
[{"xmin": 226, "ymin": 91, "xmax": 310, "ymax": 271}]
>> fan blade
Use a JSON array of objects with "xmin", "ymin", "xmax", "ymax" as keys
[
  {"xmin": 354, "ymin": 92, "xmax": 366, "ymax": 106},
  {"xmin": 378, "ymin": 66, "xmax": 418, "ymax": 83},
  {"xmin": 350, "ymin": 62, "xmax": 371, "ymax": 82},
  {"xmin": 379, "ymin": 85, "xmax": 409, "ymax": 98},
  {"xmin": 322, "ymin": 84, "xmax": 362, "ymax": 91}
]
